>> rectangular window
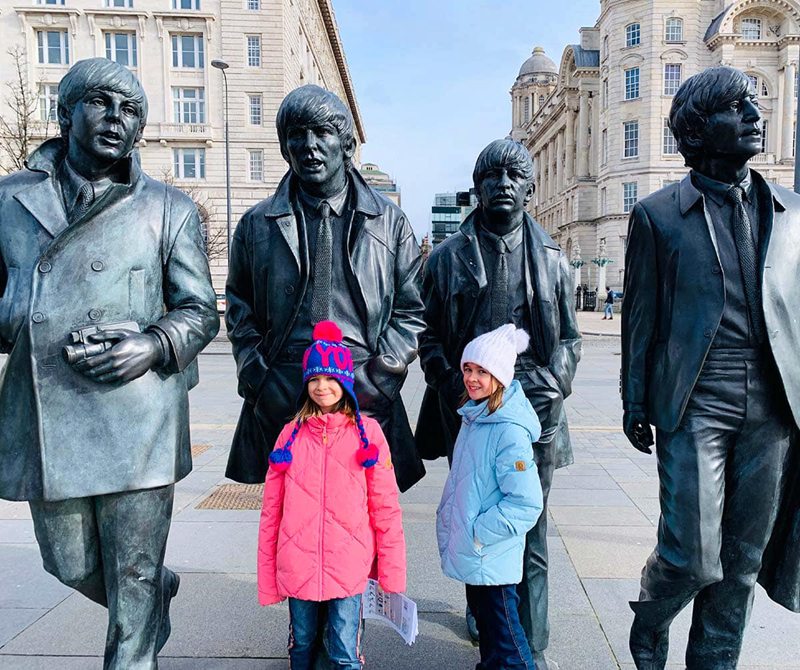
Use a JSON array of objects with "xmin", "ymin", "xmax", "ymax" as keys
[
  {"xmin": 173, "ymin": 0, "xmax": 201, "ymax": 9},
  {"xmin": 247, "ymin": 0, "xmax": 260, "ymax": 8},
  {"xmin": 173, "ymin": 148, "xmax": 206, "ymax": 180},
  {"xmin": 602, "ymin": 128, "xmax": 608, "ymax": 164},
  {"xmin": 172, "ymin": 87, "xmax": 205, "ymax": 124},
  {"xmin": 623, "ymin": 182, "xmax": 638, "ymax": 213},
  {"xmin": 625, "ymin": 67, "xmax": 640, "ymax": 100},
  {"xmin": 603, "ymin": 35, "xmax": 609, "ymax": 60},
  {"xmin": 171, "ymin": 34, "xmax": 205, "ymax": 69},
  {"xmin": 249, "ymin": 149, "xmax": 264, "ymax": 181},
  {"xmin": 626, "ymin": 23, "xmax": 641, "ymax": 47},
  {"xmin": 623, "ymin": 121, "xmax": 639, "ymax": 158},
  {"xmin": 663, "ymin": 118, "xmax": 678, "ymax": 154},
  {"xmin": 665, "ymin": 17, "xmax": 683, "ymax": 42},
  {"xmin": 603, "ymin": 79, "xmax": 609, "ymax": 109},
  {"xmin": 761, "ymin": 119, "xmax": 768, "ymax": 152},
  {"xmin": 39, "ymin": 83, "xmax": 58, "ymax": 122},
  {"xmin": 105, "ymin": 0, "xmax": 133, "ymax": 6},
  {"xmin": 37, "ymin": 30, "xmax": 70, "ymax": 65},
  {"xmin": 741, "ymin": 18, "xmax": 762, "ymax": 39},
  {"xmin": 37, "ymin": 0, "xmax": 65, "ymax": 4},
  {"xmin": 601, "ymin": 187, "xmax": 607, "ymax": 215},
  {"xmin": 248, "ymin": 94, "xmax": 262, "ymax": 125},
  {"xmin": 105, "ymin": 32, "xmax": 137, "ymax": 67},
  {"xmin": 246, "ymin": 35, "xmax": 261, "ymax": 67},
  {"xmin": 664, "ymin": 63, "xmax": 681, "ymax": 95}
]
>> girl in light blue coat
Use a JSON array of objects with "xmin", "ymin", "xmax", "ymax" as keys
[{"xmin": 437, "ymin": 324, "xmax": 543, "ymax": 669}]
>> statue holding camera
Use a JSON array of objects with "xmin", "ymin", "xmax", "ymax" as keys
[{"xmin": 0, "ymin": 59, "xmax": 219, "ymax": 668}]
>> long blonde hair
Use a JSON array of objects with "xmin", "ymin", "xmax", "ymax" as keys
[
  {"xmin": 294, "ymin": 387, "xmax": 357, "ymax": 423},
  {"xmin": 460, "ymin": 381, "xmax": 505, "ymax": 414}
]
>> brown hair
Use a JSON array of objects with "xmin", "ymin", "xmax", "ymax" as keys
[
  {"xmin": 460, "ymin": 382, "xmax": 506, "ymax": 414},
  {"xmin": 294, "ymin": 385, "xmax": 357, "ymax": 423}
]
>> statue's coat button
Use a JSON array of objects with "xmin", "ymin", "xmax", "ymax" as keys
[
  {"xmin": 38, "ymin": 261, "xmax": 52, "ymax": 273},
  {"xmin": 32, "ymin": 312, "xmax": 45, "ymax": 323},
  {"xmin": 285, "ymin": 285, "xmax": 295, "ymax": 295},
  {"xmin": 703, "ymin": 328, "xmax": 713, "ymax": 338},
  {"xmin": 711, "ymin": 266, "xmax": 721, "ymax": 274},
  {"xmin": 88, "ymin": 309, "xmax": 102, "ymax": 321},
  {"xmin": 91, "ymin": 261, "xmax": 104, "ymax": 272}
]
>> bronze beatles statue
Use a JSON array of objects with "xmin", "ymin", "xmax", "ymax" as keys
[
  {"xmin": 622, "ymin": 66, "xmax": 800, "ymax": 669},
  {"xmin": 0, "ymin": 59, "xmax": 219, "ymax": 667}
]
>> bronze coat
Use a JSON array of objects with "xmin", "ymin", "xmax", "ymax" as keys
[
  {"xmin": 225, "ymin": 168, "xmax": 425, "ymax": 492},
  {"xmin": 415, "ymin": 211, "xmax": 581, "ymax": 466},
  {"xmin": 0, "ymin": 139, "xmax": 219, "ymax": 502},
  {"xmin": 621, "ymin": 170, "xmax": 800, "ymax": 611}
]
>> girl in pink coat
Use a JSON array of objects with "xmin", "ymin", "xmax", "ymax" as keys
[{"xmin": 258, "ymin": 320, "xmax": 406, "ymax": 669}]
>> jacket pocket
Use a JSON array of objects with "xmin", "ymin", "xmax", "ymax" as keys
[{"xmin": 128, "ymin": 268, "xmax": 146, "ymax": 319}]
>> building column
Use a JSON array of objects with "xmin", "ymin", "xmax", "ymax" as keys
[
  {"xmin": 577, "ymin": 91, "xmax": 589, "ymax": 177},
  {"xmin": 589, "ymin": 94, "xmax": 599, "ymax": 176},
  {"xmin": 565, "ymin": 105, "xmax": 575, "ymax": 181},
  {"xmin": 781, "ymin": 62, "xmax": 795, "ymax": 160},
  {"xmin": 556, "ymin": 131, "xmax": 564, "ymax": 192}
]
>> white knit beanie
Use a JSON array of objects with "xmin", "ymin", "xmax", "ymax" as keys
[{"xmin": 460, "ymin": 324, "xmax": 531, "ymax": 388}]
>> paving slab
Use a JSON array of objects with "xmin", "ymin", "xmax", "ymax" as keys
[
  {"xmin": 559, "ymin": 526, "xmax": 655, "ymax": 579},
  {"xmin": 0, "ymin": 545, "xmax": 72, "ymax": 610},
  {"xmin": 549, "ymin": 505, "xmax": 653, "ymax": 528}
]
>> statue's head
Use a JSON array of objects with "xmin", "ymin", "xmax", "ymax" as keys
[
  {"xmin": 669, "ymin": 66, "xmax": 762, "ymax": 170},
  {"xmin": 276, "ymin": 85, "xmax": 356, "ymax": 189},
  {"xmin": 57, "ymin": 58, "xmax": 148, "ymax": 166},
  {"xmin": 472, "ymin": 139, "xmax": 534, "ymax": 216}
]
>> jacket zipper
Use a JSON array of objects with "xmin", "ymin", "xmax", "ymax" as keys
[{"xmin": 318, "ymin": 426, "xmax": 328, "ymax": 596}]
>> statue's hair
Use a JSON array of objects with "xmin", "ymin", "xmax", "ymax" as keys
[
  {"xmin": 472, "ymin": 139, "xmax": 534, "ymax": 189},
  {"xmin": 276, "ymin": 85, "xmax": 355, "ymax": 167},
  {"xmin": 669, "ymin": 66, "xmax": 753, "ymax": 169},
  {"xmin": 57, "ymin": 58, "xmax": 148, "ymax": 137}
]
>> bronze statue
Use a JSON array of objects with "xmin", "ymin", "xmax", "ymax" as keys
[
  {"xmin": 622, "ymin": 65, "xmax": 800, "ymax": 669},
  {"xmin": 0, "ymin": 58, "xmax": 219, "ymax": 667},
  {"xmin": 416, "ymin": 138, "xmax": 581, "ymax": 670},
  {"xmin": 225, "ymin": 84, "xmax": 426, "ymax": 492}
]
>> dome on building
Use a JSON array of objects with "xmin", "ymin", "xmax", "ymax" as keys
[{"xmin": 518, "ymin": 46, "xmax": 557, "ymax": 78}]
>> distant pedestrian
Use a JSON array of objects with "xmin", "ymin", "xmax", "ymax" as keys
[
  {"xmin": 257, "ymin": 321, "xmax": 406, "ymax": 669},
  {"xmin": 437, "ymin": 324, "xmax": 544, "ymax": 669},
  {"xmin": 603, "ymin": 286, "xmax": 614, "ymax": 320}
]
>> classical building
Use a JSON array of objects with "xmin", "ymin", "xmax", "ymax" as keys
[
  {"xmin": 0, "ymin": 0, "xmax": 364, "ymax": 290},
  {"xmin": 513, "ymin": 1, "xmax": 799, "ymax": 291},
  {"xmin": 359, "ymin": 162, "xmax": 400, "ymax": 206}
]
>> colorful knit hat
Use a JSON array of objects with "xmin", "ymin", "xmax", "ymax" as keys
[{"xmin": 268, "ymin": 321, "xmax": 380, "ymax": 472}]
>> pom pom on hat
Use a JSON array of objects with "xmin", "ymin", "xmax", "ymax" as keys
[
  {"xmin": 269, "ymin": 448, "xmax": 293, "ymax": 472},
  {"xmin": 357, "ymin": 442, "xmax": 380, "ymax": 468},
  {"xmin": 312, "ymin": 320, "xmax": 342, "ymax": 343},
  {"xmin": 460, "ymin": 324, "xmax": 531, "ymax": 389}
]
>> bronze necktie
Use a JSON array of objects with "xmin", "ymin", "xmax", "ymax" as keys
[
  {"xmin": 726, "ymin": 186, "xmax": 765, "ymax": 343},
  {"xmin": 310, "ymin": 200, "xmax": 332, "ymax": 325},
  {"xmin": 490, "ymin": 236, "xmax": 509, "ymax": 329},
  {"xmin": 72, "ymin": 181, "xmax": 94, "ymax": 223}
]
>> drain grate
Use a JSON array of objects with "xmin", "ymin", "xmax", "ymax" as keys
[
  {"xmin": 196, "ymin": 483, "xmax": 264, "ymax": 510},
  {"xmin": 191, "ymin": 443, "xmax": 212, "ymax": 458}
]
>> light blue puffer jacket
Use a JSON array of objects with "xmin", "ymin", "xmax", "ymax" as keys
[{"xmin": 436, "ymin": 380, "xmax": 543, "ymax": 586}]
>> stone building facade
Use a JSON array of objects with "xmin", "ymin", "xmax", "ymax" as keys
[
  {"xmin": 359, "ymin": 162, "xmax": 400, "ymax": 206},
  {"xmin": 513, "ymin": 0, "xmax": 799, "ymax": 291},
  {"xmin": 0, "ymin": 0, "xmax": 364, "ymax": 290}
]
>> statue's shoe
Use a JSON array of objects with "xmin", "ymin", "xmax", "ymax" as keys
[
  {"xmin": 629, "ymin": 618, "xmax": 669, "ymax": 670},
  {"xmin": 465, "ymin": 606, "xmax": 479, "ymax": 642},
  {"xmin": 533, "ymin": 651, "xmax": 560, "ymax": 670},
  {"xmin": 156, "ymin": 570, "xmax": 181, "ymax": 653}
]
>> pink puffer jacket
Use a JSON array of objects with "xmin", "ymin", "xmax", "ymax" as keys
[{"xmin": 257, "ymin": 411, "xmax": 406, "ymax": 605}]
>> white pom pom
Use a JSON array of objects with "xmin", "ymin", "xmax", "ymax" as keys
[{"xmin": 514, "ymin": 328, "xmax": 530, "ymax": 354}]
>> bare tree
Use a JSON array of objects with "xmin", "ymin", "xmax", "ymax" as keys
[
  {"xmin": 160, "ymin": 169, "xmax": 227, "ymax": 263},
  {"xmin": 0, "ymin": 46, "xmax": 51, "ymax": 175}
]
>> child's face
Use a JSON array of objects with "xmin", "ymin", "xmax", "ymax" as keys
[
  {"xmin": 307, "ymin": 375, "xmax": 344, "ymax": 413},
  {"xmin": 462, "ymin": 362, "xmax": 498, "ymax": 402}
]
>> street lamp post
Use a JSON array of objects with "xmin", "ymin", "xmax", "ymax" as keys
[{"xmin": 211, "ymin": 59, "xmax": 232, "ymax": 256}]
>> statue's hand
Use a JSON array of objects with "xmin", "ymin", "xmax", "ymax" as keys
[
  {"xmin": 73, "ymin": 329, "xmax": 161, "ymax": 384},
  {"xmin": 623, "ymin": 408, "xmax": 654, "ymax": 454}
]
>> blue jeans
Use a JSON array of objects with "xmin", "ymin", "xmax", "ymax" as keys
[
  {"xmin": 466, "ymin": 584, "xmax": 535, "ymax": 669},
  {"xmin": 604, "ymin": 303, "xmax": 613, "ymax": 318},
  {"xmin": 288, "ymin": 595, "xmax": 363, "ymax": 669}
]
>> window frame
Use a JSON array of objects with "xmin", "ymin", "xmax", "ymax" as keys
[
  {"xmin": 663, "ymin": 63, "xmax": 682, "ymax": 96},
  {"xmin": 665, "ymin": 17, "xmax": 683, "ymax": 42},
  {"xmin": 37, "ymin": 30, "xmax": 70, "ymax": 65},
  {"xmin": 105, "ymin": 0, "xmax": 134, "ymax": 7},
  {"xmin": 623, "ymin": 182, "xmax": 638, "ymax": 213},
  {"xmin": 172, "ymin": 87, "xmax": 206, "ymax": 124},
  {"xmin": 171, "ymin": 34, "xmax": 205, "ymax": 69},
  {"xmin": 172, "ymin": 0, "xmax": 201, "ymax": 9},
  {"xmin": 741, "ymin": 17, "xmax": 762, "ymax": 40},
  {"xmin": 38, "ymin": 83, "xmax": 58, "ymax": 122},
  {"xmin": 662, "ymin": 118, "xmax": 679, "ymax": 155},
  {"xmin": 104, "ymin": 31, "xmax": 138, "ymax": 68},
  {"xmin": 248, "ymin": 149, "xmax": 264, "ymax": 181},
  {"xmin": 625, "ymin": 23, "xmax": 641, "ymax": 48},
  {"xmin": 246, "ymin": 35, "xmax": 262, "ymax": 67},
  {"xmin": 248, "ymin": 94, "xmax": 263, "ymax": 125},
  {"xmin": 623, "ymin": 120, "xmax": 639, "ymax": 158},
  {"xmin": 173, "ymin": 148, "xmax": 206, "ymax": 180},
  {"xmin": 624, "ymin": 66, "xmax": 640, "ymax": 100}
]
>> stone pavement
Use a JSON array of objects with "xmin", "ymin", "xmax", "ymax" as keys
[{"xmin": 1, "ymin": 338, "xmax": 799, "ymax": 669}]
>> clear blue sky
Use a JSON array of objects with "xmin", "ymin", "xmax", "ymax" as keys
[{"xmin": 333, "ymin": 0, "xmax": 600, "ymax": 240}]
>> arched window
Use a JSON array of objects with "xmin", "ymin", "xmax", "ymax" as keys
[
  {"xmin": 625, "ymin": 23, "xmax": 641, "ymax": 47},
  {"xmin": 741, "ymin": 17, "xmax": 762, "ymax": 39},
  {"xmin": 538, "ymin": 94, "xmax": 545, "ymax": 107},
  {"xmin": 665, "ymin": 17, "xmax": 683, "ymax": 42}
]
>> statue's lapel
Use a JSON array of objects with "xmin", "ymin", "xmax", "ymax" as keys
[{"xmin": 14, "ymin": 177, "xmax": 68, "ymax": 238}]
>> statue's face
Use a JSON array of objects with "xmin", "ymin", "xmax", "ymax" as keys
[
  {"xmin": 285, "ymin": 121, "xmax": 349, "ymax": 188},
  {"xmin": 476, "ymin": 165, "xmax": 533, "ymax": 217},
  {"xmin": 700, "ymin": 89, "xmax": 762, "ymax": 161},
  {"xmin": 68, "ymin": 88, "xmax": 143, "ymax": 166}
]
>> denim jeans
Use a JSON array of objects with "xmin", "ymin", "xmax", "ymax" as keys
[
  {"xmin": 604, "ymin": 303, "xmax": 613, "ymax": 318},
  {"xmin": 288, "ymin": 595, "xmax": 363, "ymax": 669},
  {"xmin": 466, "ymin": 584, "xmax": 535, "ymax": 669}
]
